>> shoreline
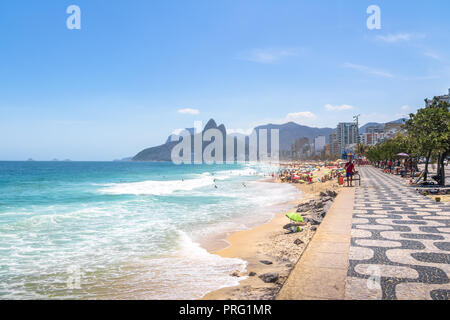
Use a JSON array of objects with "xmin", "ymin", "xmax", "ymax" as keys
[
  {"xmin": 197, "ymin": 197, "xmax": 299, "ymax": 253},
  {"xmin": 195, "ymin": 176, "xmax": 299, "ymax": 254},
  {"xmin": 201, "ymin": 168, "xmax": 340, "ymax": 300}
]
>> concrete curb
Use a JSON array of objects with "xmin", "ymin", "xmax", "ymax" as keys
[{"xmin": 276, "ymin": 187, "xmax": 355, "ymax": 300}]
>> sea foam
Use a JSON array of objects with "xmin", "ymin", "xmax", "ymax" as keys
[
  {"xmin": 0, "ymin": 161, "xmax": 298, "ymax": 299},
  {"xmin": 98, "ymin": 175, "xmax": 215, "ymax": 195}
]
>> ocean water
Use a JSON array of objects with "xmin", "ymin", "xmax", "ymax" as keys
[{"xmin": 0, "ymin": 161, "xmax": 299, "ymax": 300}]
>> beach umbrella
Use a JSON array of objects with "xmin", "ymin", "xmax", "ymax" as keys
[
  {"xmin": 286, "ymin": 212, "xmax": 304, "ymax": 223},
  {"xmin": 397, "ymin": 153, "xmax": 409, "ymax": 158}
]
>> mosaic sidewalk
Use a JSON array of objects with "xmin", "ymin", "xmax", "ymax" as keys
[{"xmin": 345, "ymin": 167, "xmax": 450, "ymax": 300}]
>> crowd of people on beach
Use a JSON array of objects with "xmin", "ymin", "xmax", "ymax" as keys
[
  {"xmin": 276, "ymin": 161, "xmax": 347, "ymax": 185},
  {"xmin": 276, "ymin": 157, "xmax": 370, "ymax": 188}
]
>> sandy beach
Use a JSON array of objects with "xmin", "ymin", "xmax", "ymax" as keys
[{"xmin": 202, "ymin": 167, "xmax": 341, "ymax": 300}]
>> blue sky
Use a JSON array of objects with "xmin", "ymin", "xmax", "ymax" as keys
[{"xmin": 0, "ymin": 0, "xmax": 449, "ymax": 160}]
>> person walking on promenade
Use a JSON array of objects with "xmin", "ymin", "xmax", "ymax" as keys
[
  {"xmin": 344, "ymin": 159, "xmax": 355, "ymax": 187},
  {"xmin": 387, "ymin": 160, "xmax": 393, "ymax": 174}
]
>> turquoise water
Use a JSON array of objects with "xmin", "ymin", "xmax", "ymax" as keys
[{"xmin": 0, "ymin": 161, "xmax": 299, "ymax": 299}]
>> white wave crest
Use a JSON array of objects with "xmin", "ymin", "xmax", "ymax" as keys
[{"xmin": 98, "ymin": 176, "xmax": 215, "ymax": 195}]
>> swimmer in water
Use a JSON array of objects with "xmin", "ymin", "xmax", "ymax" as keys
[{"xmin": 214, "ymin": 185, "xmax": 218, "ymax": 189}]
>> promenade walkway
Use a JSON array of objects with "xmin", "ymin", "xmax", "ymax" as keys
[
  {"xmin": 277, "ymin": 166, "xmax": 450, "ymax": 300},
  {"xmin": 346, "ymin": 166, "xmax": 450, "ymax": 300}
]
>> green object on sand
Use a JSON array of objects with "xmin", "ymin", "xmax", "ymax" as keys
[{"xmin": 286, "ymin": 212, "xmax": 304, "ymax": 223}]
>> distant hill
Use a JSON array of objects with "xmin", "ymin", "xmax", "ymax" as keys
[
  {"xmin": 129, "ymin": 117, "xmax": 410, "ymax": 161},
  {"xmin": 133, "ymin": 119, "xmax": 228, "ymax": 162},
  {"xmin": 389, "ymin": 118, "xmax": 407, "ymax": 124},
  {"xmin": 132, "ymin": 141, "xmax": 180, "ymax": 162},
  {"xmin": 359, "ymin": 122, "xmax": 384, "ymax": 134},
  {"xmin": 254, "ymin": 122, "xmax": 334, "ymax": 151},
  {"xmin": 359, "ymin": 118, "xmax": 407, "ymax": 134},
  {"xmin": 132, "ymin": 119, "xmax": 335, "ymax": 161}
]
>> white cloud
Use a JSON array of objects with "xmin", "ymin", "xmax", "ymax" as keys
[
  {"xmin": 228, "ymin": 128, "xmax": 254, "ymax": 135},
  {"xmin": 360, "ymin": 112, "xmax": 390, "ymax": 124},
  {"xmin": 325, "ymin": 104, "xmax": 354, "ymax": 111},
  {"xmin": 376, "ymin": 33, "xmax": 425, "ymax": 43},
  {"xmin": 172, "ymin": 128, "xmax": 184, "ymax": 135},
  {"xmin": 238, "ymin": 48, "xmax": 298, "ymax": 64},
  {"xmin": 343, "ymin": 62, "xmax": 394, "ymax": 78},
  {"xmin": 424, "ymin": 50, "xmax": 444, "ymax": 62},
  {"xmin": 396, "ymin": 105, "xmax": 413, "ymax": 118},
  {"xmin": 402, "ymin": 74, "xmax": 440, "ymax": 81},
  {"xmin": 286, "ymin": 111, "xmax": 317, "ymax": 120},
  {"xmin": 178, "ymin": 108, "xmax": 199, "ymax": 115},
  {"xmin": 344, "ymin": 62, "xmax": 440, "ymax": 81}
]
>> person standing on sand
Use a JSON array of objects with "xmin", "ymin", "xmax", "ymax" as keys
[{"xmin": 344, "ymin": 159, "xmax": 355, "ymax": 187}]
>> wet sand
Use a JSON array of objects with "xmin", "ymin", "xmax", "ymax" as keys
[{"xmin": 202, "ymin": 168, "xmax": 341, "ymax": 300}]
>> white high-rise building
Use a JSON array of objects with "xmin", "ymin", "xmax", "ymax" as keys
[
  {"xmin": 314, "ymin": 136, "xmax": 326, "ymax": 155},
  {"xmin": 337, "ymin": 122, "xmax": 358, "ymax": 155}
]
